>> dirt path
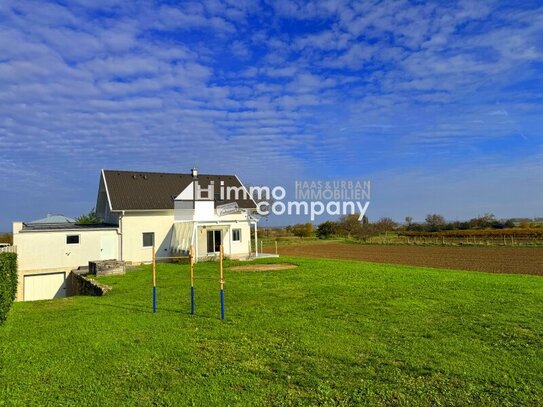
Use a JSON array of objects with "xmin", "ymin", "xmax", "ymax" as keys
[{"xmin": 276, "ymin": 242, "xmax": 543, "ymax": 275}]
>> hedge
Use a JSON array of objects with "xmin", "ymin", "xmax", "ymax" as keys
[{"xmin": 0, "ymin": 252, "xmax": 18, "ymax": 325}]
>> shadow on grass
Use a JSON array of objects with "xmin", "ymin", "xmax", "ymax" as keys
[{"xmin": 93, "ymin": 301, "xmax": 186, "ymax": 315}]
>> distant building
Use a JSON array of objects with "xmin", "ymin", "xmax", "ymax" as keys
[{"xmin": 30, "ymin": 214, "xmax": 76, "ymax": 224}]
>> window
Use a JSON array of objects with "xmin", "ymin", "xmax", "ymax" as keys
[
  {"xmin": 142, "ymin": 232, "xmax": 155, "ymax": 248},
  {"xmin": 232, "ymin": 228, "xmax": 241, "ymax": 242},
  {"xmin": 66, "ymin": 235, "xmax": 80, "ymax": 245}
]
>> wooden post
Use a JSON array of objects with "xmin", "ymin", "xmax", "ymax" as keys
[
  {"xmin": 190, "ymin": 245, "xmax": 195, "ymax": 315},
  {"xmin": 219, "ymin": 244, "xmax": 225, "ymax": 320},
  {"xmin": 152, "ymin": 244, "xmax": 157, "ymax": 313}
]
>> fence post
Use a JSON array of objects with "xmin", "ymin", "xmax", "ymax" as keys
[
  {"xmin": 152, "ymin": 245, "xmax": 157, "ymax": 313},
  {"xmin": 275, "ymin": 241, "xmax": 278, "ymax": 255}
]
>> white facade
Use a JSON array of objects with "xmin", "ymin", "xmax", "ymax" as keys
[{"xmin": 120, "ymin": 210, "xmax": 175, "ymax": 263}]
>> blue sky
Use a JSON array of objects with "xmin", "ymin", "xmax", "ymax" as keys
[{"xmin": 0, "ymin": 0, "xmax": 542, "ymax": 230}]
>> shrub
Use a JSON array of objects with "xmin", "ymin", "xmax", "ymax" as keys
[
  {"xmin": 0, "ymin": 252, "xmax": 18, "ymax": 324},
  {"xmin": 75, "ymin": 208, "xmax": 101, "ymax": 224},
  {"xmin": 291, "ymin": 223, "xmax": 314, "ymax": 238},
  {"xmin": 316, "ymin": 221, "xmax": 338, "ymax": 239}
]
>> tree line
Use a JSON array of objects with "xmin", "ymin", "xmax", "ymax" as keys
[{"xmin": 283, "ymin": 213, "xmax": 541, "ymax": 241}]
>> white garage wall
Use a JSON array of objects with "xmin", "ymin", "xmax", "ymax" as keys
[
  {"xmin": 13, "ymin": 228, "xmax": 119, "ymax": 301},
  {"xmin": 14, "ymin": 229, "xmax": 119, "ymax": 272}
]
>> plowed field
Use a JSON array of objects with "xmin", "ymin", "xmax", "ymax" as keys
[{"xmin": 276, "ymin": 242, "xmax": 543, "ymax": 275}]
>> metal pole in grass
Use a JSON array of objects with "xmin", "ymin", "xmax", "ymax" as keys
[
  {"xmin": 152, "ymin": 245, "xmax": 157, "ymax": 313},
  {"xmin": 190, "ymin": 245, "xmax": 195, "ymax": 315},
  {"xmin": 220, "ymin": 244, "xmax": 225, "ymax": 320}
]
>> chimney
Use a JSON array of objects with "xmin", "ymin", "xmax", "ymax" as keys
[{"xmin": 191, "ymin": 168, "xmax": 198, "ymax": 179}]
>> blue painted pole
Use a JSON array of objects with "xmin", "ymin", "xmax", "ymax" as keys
[
  {"xmin": 220, "ymin": 289, "xmax": 225, "ymax": 320},
  {"xmin": 190, "ymin": 245, "xmax": 195, "ymax": 315},
  {"xmin": 219, "ymin": 244, "xmax": 225, "ymax": 320},
  {"xmin": 153, "ymin": 286, "xmax": 157, "ymax": 313},
  {"xmin": 191, "ymin": 286, "xmax": 195, "ymax": 315},
  {"xmin": 152, "ymin": 245, "xmax": 157, "ymax": 313}
]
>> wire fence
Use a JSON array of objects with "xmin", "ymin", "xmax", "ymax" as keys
[{"xmin": 366, "ymin": 235, "xmax": 543, "ymax": 246}]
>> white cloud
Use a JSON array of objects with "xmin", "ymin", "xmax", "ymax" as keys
[{"xmin": 0, "ymin": 0, "xmax": 542, "ymax": 228}]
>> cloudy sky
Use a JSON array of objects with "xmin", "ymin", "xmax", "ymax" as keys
[{"xmin": 1, "ymin": 0, "xmax": 542, "ymax": 229}]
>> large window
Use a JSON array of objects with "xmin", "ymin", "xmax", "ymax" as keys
[
  {"xmin": 232, "ymin": 228, "xmax": 241, "ymax": 242},
  {"xmin": 66, "ymin": 235, "xmax": 80, "ymax": 245},
  {"xmin": 142, "ymin": 232, "xmax": 155, "ymax": 248}
]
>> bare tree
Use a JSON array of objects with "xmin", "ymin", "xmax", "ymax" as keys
[{"xmin": 425, "ymin": 214, "xmax": 446, "ymax": 232}]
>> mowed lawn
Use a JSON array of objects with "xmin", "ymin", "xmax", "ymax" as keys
[{"xmin": 1, "ymin": 258, "xmax": 543, "ymax": 406}]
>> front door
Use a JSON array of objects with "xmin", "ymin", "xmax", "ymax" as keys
[{"xmin": 207, "ymin": 230, "xmax": 222, "ymax": 253}]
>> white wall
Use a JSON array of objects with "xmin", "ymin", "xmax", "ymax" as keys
[
  {"xmin": 14, "ymin": 228, "xmax": 119, "ymax": 272},
  {"xmin": 121, "ymin": 210, "xmax": 175, "ymax": 263},
  {"xmin": 13, "ymin": 228, "xmax": 119, "ymax": 301}
]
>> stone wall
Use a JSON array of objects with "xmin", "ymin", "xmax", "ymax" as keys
[
  {"xmin": 68, "ymin": 272, "xmax": 111, "ymax": 297},
  {"xmin": 89, "ymin": 260, "xmax": 125, "ymax": 276}
]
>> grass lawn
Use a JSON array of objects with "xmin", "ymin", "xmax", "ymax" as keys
[{"xmin": 1, "ymin": 257, "xmax": 543, "ymax": 406}]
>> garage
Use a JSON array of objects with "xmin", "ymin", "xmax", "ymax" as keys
[{"xmin": 24, "ymin": 272, "xmax": 67, "ymax": 301}]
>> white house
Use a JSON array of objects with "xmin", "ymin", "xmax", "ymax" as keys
[{"xmin": 13, "ymin": 168, "xmax": 262, "ymax": 301}]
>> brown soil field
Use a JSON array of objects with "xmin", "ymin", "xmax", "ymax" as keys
[
  {"xmin": 229, "ymin": 263, "xmax": 298, "ymax": 272},
  {"xmin": 275, "ymin": 242, "xmax": 543, "ymax": 276}
]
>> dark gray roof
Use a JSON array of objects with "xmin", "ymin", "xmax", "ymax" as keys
[
  {"xmin": 22, "ymin": 223, "xmax": 118, "ymax": 232},
  {"xmin": 103, "ymin": 170, "xmax": 256, "ymax": 211}
]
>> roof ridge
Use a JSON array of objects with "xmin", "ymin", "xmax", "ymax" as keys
[{"xmin": 103, "ymin": 169, "xmax": 237, "ymax": 177}]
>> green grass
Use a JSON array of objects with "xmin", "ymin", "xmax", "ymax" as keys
[{"xmin": 1, "ymin": 257, "xmax": 543, "ymax": 406}]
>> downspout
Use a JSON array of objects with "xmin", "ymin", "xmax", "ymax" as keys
[{"xmin": 118, "ymin": 210, "xmax": 125, "ymax": 261}]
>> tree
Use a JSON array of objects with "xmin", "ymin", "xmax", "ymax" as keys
[
  {"xmin": 469, "ymin": 213, "xmax": 496, "ymax": 229},
  {"xmin": 338, "ymin": 214, "xmax": 363, "ymax": 238},
  {"xmin": 291, "ymin": 223, "xmax": 313, "ymax": 238},
  {"xmin": 425, "ymin": 214, "xmax": 446, "ymax": 232},
  {"xmin": 75, "ymin": 209, "xmax": 101, "ymax": 225},
  {"xmin": 405, "ymin": 216, "xmax": 413, "ymax": 226},
  {"xmin": 504, "ymin": 219, "xmax": 515, "ymax": 228},
  {"xmin": 374, "ymin": 217, "xmax": 397, "ymax": 233},
  {"xmin": 316, "ymin": 221, "xmax": 338, "ymax": 239}
]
